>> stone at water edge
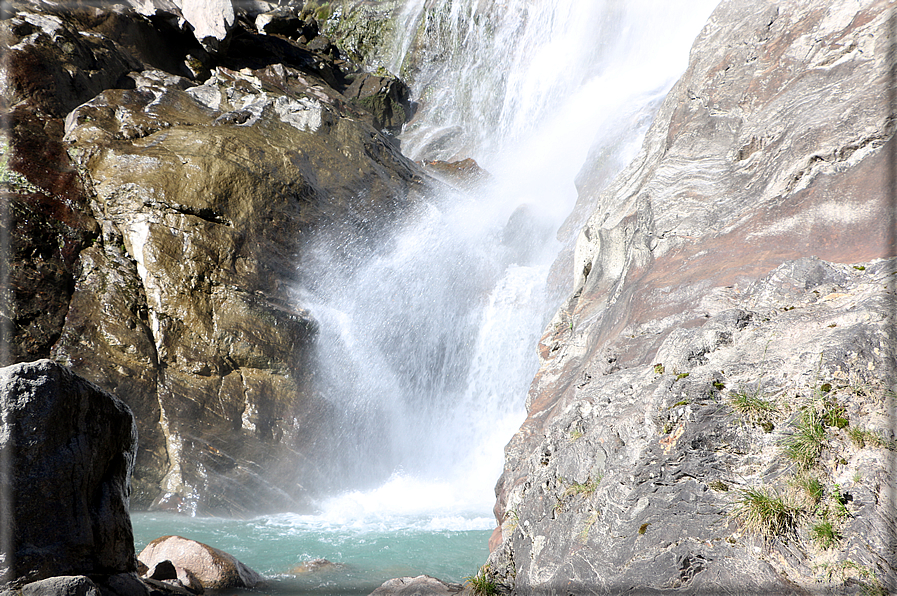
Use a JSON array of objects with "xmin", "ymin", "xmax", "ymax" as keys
[
  {"xmin": 137, "ymin": 536, "xmax": 265, "ymax": 590},
  {"xmin": 0, "ymin": 360, "xmax": 138, "ymax": 587},
  {"xmin": 368, "ymin": 575, "xmax": 464, "ymax": 596}
]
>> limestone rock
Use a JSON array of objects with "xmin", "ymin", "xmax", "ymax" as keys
[
  {"xmin": 137, "ymin": 536, "xmax": 264, "ymax": 590},
  {"xmin": 0, "ymin": 360, "xmax": 137, "ymax": 587},
  {"xmin": 368, "ymin": 575, "xmax": 464, "ymax": 596},
  {"xmin": 488, "ymin": 0, "xmax": 897, "ymax": 593}
]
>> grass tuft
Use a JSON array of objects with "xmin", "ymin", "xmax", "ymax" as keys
[
  {"xmin": 781, "ymin": 408, "xmax": 826, "ymax": 469},
  {"xmin": 733, "ymin": 486, "xmax": 801, "ymax": 539},
  {"xmin": 790, "ymin": 473, "xmax": 824, "ymax": 507},
  {"xmin": 466, "ymin": 566, "xmax": 498, "ymax": 596},
  {"xmin": 729, "ymin": 389, "xmax": 778, "ymax": 425},
  {"xmin": 810, "ymin": 519, "xmax": 841, "ymax": 549}
]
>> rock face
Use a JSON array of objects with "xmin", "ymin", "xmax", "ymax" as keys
[
  {"xmin": 2, "ymin": 1, "xmax": 427, "ymax": 514},
  {"xmin": 0, "ymin": 360, "xmax": 137, "ymax": 588},
  {"xmin": 137, "ymin": 536, "xmax": 264, "ymax": 590},
  {"xmin": 368, "ymin": 575, "xmax": 464, "ymax": 596},
  {"xmin": 487, "ymin": 0, "xmax": 896, "ymax": 594}
]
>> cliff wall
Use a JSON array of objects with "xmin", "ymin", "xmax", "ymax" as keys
[
  {"xmin": 487, "ymin": 1, "xmax": 896, "ymax": 593},
  {"xmin": 1, "ymin": 0, "xmax": 423, "ymax": 515}
]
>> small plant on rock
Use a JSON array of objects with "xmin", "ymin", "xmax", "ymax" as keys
[
  {"xmin": 466, "ymin": 566, "xmax": 498, "ymax": 596},
  {"xmin": 729, "ymin": 388, "xmax": 778, "ymax": 426},
  {"xmin": 733, "ymin": 486, "xmax": 801, "ymax": 539},
  {"xmin": 810, "ymin": 519, "xmax": 841, "ymax": 550},
  {"xmin": 790, "ymin": 473, "xmax": 824, "ymax": 508},
  {"xmin": 782, "ymin": 407, "xmax": 826, "ymax": 469}
]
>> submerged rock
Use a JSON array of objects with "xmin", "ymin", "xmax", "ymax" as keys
[
  {"xmin": 0, "ymin": 360, "xmax": 137, "ymax": 587},
  {"xmin": 290, "ymin": 559, "xmax": 346, "ymax": 574},
  {"xmin": 137, "ymin": 536, "xmax": 264, "ymax": 591},
  {"xmin": 488, "ymin": 0, "xmax": 897, "ymax": 594}
]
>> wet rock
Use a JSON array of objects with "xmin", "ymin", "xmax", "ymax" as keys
[
  {"xmin": 343, "ymin": 71, "xmax": 413, "ymax": 133},
  {"xmin": 55, "ymin": 56, "xmax": 424, "ymax": 513},
  {"xmin": 137, "ymin": 536, "xmax": 265, "ymax": 590},
  {"xmin": 489, "ymin": 0, "xmax": 897, "ymax": 593},
  {"xmin": 368, "ymin": 575, "xmax": 463, "ymax": 596},
  {"xmin": 0, "ymin": 360, "xmax": 137, "ymax": 587},
  {"xmin": 290, "ymin": 559, "xmax": 345, "ymax": 574},
  {"xmin": 418, "ymin": 158, "xmax": 489, "ymax": 189}
]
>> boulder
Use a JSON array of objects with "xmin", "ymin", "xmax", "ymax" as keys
[
  {"xmin": 488, "ymin": 0, "xmax": 897, "ymax": 594},
  {"xmin": 137, "ymin": 536, "xmax": 264, "ymax": 590},
  {"xmin": 19, "ymin": 576, "xmax": 100, "ymax": 596},
  {"xmin": 368, "ymin": 575, "xmax": 463, "ymax": 596},
  {"xmin": 0, "ymin": 360, "xmax": 137, "ymax": 587}
]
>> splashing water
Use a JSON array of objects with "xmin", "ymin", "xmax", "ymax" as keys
[
  {"xmin": 134, "ymin": 0, "xmax": 720, "ymax": 591},
  {"xmin": 301, "ymin": 0, "xmax": 720, "ymax": 514}
]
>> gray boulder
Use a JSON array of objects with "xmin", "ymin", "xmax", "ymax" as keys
[{"xmin": 0, "ymin": 360, "xmax": 137, "ymax": 588}]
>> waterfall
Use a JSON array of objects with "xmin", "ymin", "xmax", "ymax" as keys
[{"xmin": 297, "ymin": 0, "xmax": 720, "ymax": 515}]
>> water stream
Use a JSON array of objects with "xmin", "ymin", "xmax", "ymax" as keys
[{"xmin": 133, "ymin": 1, "xmax": 720, "ymax": 593}]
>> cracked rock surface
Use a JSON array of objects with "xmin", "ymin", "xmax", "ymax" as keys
[{"xmin": 487, "ymin": 0, "xmax": 896, "ymax": 593}]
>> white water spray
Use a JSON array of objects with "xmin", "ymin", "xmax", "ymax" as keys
[{"xmin": 299, "ymin": 0, "xmax": 719, "ymax": 522}]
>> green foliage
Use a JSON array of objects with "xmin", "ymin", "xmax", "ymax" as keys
[
  {"xmin": 781, "ymin": 408, "xmax": 826, "ymax": 469},
  {"xmin": 638, "ymin": 522, "xmax": 649, "ymax": 535},
  {"xmin": 712, "ymin": 380, "xmax": 726, "ymax": 390},
  {"xmin": 733, "ymin": 486, "xmax": 801, "ymax": 538},
  {"xmin": 653, "ymin": 363, "xmax": 665, "ymax": 375},
  {"xmin": 823, "ymin": 401, "xmax": 849, "ymax": 429},
  {"xmin": 671, "ymin": 399, "xmax": 690, "ymax": 408},
  {"xmin": 466, "ymin": 566, "xmax": 498, "ymax": 596},
  {"xmin": 676, "ymin": 372, "xmax": 690, "ymax": 380},
  {"xmin": 831, "ymin": 484, "xmax": 850, "ymax": 519},
  {"xmin": 729, "ymin": 389, "xmax": 778, "ymax": 425},
  {"xmin": 790, "ymin": 473, "xmax": 824, "ymax": 507},
  {"xmin": 810, "ymin": 519, "xmax": 841, "ymax": 549},
  {"xmin": 847, "ymin": 426, "xmax": 896, "ymax": 450}
]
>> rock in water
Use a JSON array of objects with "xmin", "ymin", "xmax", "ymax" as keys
[
  {"xmin": 0, "ymin": 360, "xmax": 138, "ymax": 587},
  {"xmin": 137, "ymin": 536, "xmax": 264, "ymax": 590}
]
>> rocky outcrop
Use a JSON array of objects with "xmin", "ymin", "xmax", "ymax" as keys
[
  {"xmin": 0, "ymin": 360, "xmax": 137, "ymax": 588},
  {"xmin": 369, "ymin": 575, "xmax": 464, "ymax": 596},
  {"xmin": 137, "ymin": 536, "xmax": 264, "ymax": 591},
  {"xmin": 2, "ymin": 1, "xmax": 427, "ymax": 514},
  {"xmin": 487, "ymin": 0, "xmax": 896, "ymax": 594}
]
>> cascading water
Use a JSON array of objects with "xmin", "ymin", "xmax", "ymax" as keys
[
  {"xmin": 132, "ymin": 1, "xmax": 720, "ymax": 592},
  {"xmin": 300, "ymin": 0, "xmax": 720, "ymax": 511}
]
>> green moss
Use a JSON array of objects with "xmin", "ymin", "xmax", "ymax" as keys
[{"xmin": 709, "ymin": 480, "xmax": 729, "ymax": 492}]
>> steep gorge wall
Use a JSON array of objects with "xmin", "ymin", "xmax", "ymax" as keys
[{"xmin": 487, "ymin": 0, "xmax": 896, "ymax": 593}]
